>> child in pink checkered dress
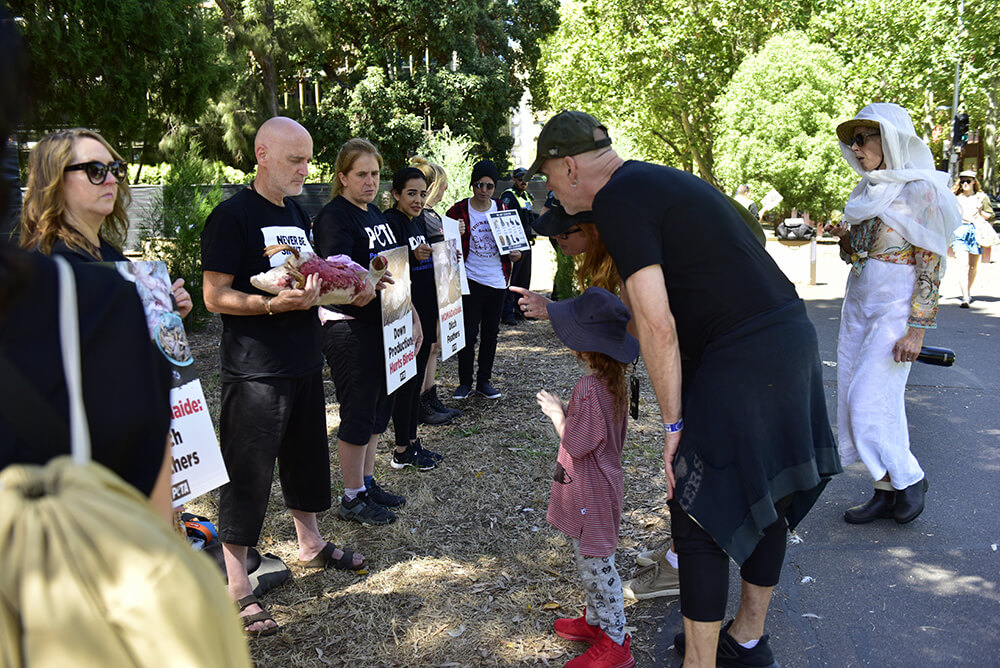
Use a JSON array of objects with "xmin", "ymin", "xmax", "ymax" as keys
[{"xmin": 537, "ymin": 287, "xmax": 637, "ymax": 668}]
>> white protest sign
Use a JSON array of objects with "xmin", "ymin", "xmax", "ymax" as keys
[
  {"xmin": 431, "ymin": 239, "xmax": 466, "ymax": 361},
  {"xmin": 761, "ymin": 189, "xmax": 783, "ymax": 212},
  {"xmin": 114, "ymin": 261, "xmax": 229, "ymax": 506},
  {"xmin": 487, "ymin": 209, "xmax": 530, "ymax": 253},
  {"xmin": 260, "ymin": 226, "xmax": 315, "ymax": 266},
  {"xmin": 380, "ymin": 247, "xmax": 417, "ymax": 394},
  {"xmin": 441, "ymin": 214, "xmax": 470, "ymax": 295}
]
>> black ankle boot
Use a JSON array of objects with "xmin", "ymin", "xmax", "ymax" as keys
[
  {"xmin": 893, "ymin": 478, "xmax": 928, "ymax": 524},
  {"xmin": 418, "ymin": 394, "xmax": 453, "ymax": 425},
  {"xmin": 844, "ymin": 488, "xmax": 896, "ymax": 524}
]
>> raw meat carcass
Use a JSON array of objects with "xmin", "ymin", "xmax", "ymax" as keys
[{"xmin": 251, "ymin": 244, "xmax": 388, "ymax": 305}]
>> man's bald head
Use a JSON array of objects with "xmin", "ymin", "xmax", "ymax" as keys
[{"xmin": 253, "ymin": 116, "xmax": 313, "ymax": 205}]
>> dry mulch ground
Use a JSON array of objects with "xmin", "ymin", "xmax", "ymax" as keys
[{"xmin": 187, "ymin": 311, "xmax": 676, "ymax": 667}]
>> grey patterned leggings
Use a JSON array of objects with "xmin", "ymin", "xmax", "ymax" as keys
[{"xmin": 573, "ymin": 539, "xmax": 626, "ymax": 645}]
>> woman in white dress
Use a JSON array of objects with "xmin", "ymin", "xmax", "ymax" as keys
[{"xmin": 829, "ymin": 103, "xmax": 961, "ymax": 525}]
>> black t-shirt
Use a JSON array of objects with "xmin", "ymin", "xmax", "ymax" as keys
[
  {"xmin": 0, "ymin": 252, "xmax": 171, "ymax": 496},
  {"xmin": 593, "ymin": 161, "xmax": 797, "ymax": 360},
  {"xmin": 421, "ymin": 208, "xmax": 445, "ymax": 243},
  {"xmin": 200, "ymin": 187, "xmax": 322, "ymax": 381},
  {"xmin": 50, "ymin": 238, "xmax": 129, "ymax": 264},
  {"xmin": 313, "ymin": 195, "xmax": 403, "ymax": 323},
  {"xmin": 385, "ymin": 207, "xmax": 437, "ymax": 342}
]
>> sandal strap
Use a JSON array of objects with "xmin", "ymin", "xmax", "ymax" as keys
[
  {"xmin": 235, "ymin": 594, "xmax": 260, "ymax": 612},
  {"xmin": 241, "ymin": 610, "xmax": 273, "ymax": 627}
]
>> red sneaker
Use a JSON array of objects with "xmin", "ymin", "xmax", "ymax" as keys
[
  {"xmin": 554, "ymin": 615, "xmax": 604, "ymax": 644},
  {"xmin": 566, "ymin": 631, "xmax": 634, "ymax": 668}
]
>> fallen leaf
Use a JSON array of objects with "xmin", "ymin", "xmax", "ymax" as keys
[
  {"xmin": 541, "ymin": 602, "xmax": 560, "ymax": 610},
  {"xmin": 447, "ymin": 625, "xmax": 466, "ymax": 638}
]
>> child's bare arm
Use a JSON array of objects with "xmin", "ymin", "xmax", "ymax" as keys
[{"xmin": 537, "ymin": 389, "xmax": 567, "ymax": 438}]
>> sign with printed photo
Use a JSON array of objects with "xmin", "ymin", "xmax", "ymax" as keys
[
  {"xmin": 760, "ymin": 189, "xmax": 783, "ymax": 213},
  {"xmin": 114, "ymin": 261, "xmax": 229, "ymax": 506},
  {"xmin": 432, "ymin": 238, "xmax": 466, "ymax": 361},
  {"xmin": 487, "ymin": 209, "xmax": 530, "ymax": 253},
  {"xmin": 441, "ymin": 214, "xmax": 470, "ymax": 295},
  {"xmin": 380, "ymin": 247, "xmax": 417, "ymax": 394}
]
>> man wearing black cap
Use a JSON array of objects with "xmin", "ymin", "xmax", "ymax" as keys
[
  {"xmin": 526, "ymin": 110, "xmax": 840, "ymax": 668},
  {"xmin": 499, "ymin": 168, "xmax": 537, "ymax": 324}
]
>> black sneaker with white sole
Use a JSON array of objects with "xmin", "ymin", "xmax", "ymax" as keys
[
  {"xmin": 413, "ymin": 438, "xmax": 443, "ymax": 462},
  {"xmin": 337, "ymin": 491, "xmax": 396, "ymax": 525},
  {"xmin": 391, "ymin": 444, "xmax": 437, "ymax": 471},
  {"xmin": 366, "ymin": 478, "xmax": 405, "ymax": 507},
  {"xmin": 476, "ymin": 381, "xmax": 501, "ymax": 399},
  {"xmin": 453, "ymin": 383, "xmax": 472, "ymax": 400}
]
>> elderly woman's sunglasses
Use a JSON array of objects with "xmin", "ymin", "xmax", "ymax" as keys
[
  {"xmin": 64, "ymin": 159, "xmax": 128, "ymax": 185},
  {"xmin": 847, "ymin": 131, "xmax": 880, "ymax": 148},
  {"xmin": 959, "ymin": 178, "xmax": 974, "ymax": 185}
]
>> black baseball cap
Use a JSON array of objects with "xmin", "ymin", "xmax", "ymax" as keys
[
  {"xmin": 526, "ymin": 110, "xmax": 611, "ymax": 179},
  {"xmin": 511, "ymin": 167, "xmax": 528, "ymax": 180},
  {"xmin": 532, "ymin": 199, "xmax": 595, "ymax": 237}
]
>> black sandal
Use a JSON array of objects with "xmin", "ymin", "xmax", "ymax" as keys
[
  {"xmin": 297, "ymin": 541, "xmax": 366, "ymax": 571},
  {"xmin": 236, "ymin": 594, "xmax": 279, "ymax": 637}
]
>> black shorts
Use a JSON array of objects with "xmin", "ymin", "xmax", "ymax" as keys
[
  {"xmin": 323, "ymin": 319, "xmax": 394, "ymax": 446},
  {"xmin": 217, "ymin": 372, "xmax": 331, "ymax": 546}
]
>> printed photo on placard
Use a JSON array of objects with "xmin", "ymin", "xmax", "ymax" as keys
[
  {"xmin": 114, "ymin": 261, "xmax": 229, "ymax": 506},
  {"xmin": 432, "ymin": 239, "xmax": 465, "ymax": 361},
  {"xmin": 441, "ymin": 214, "xmax": 470, "ymax": 295},
  {"xmin": 487, "ymin": 209, "xmax": 530, "ymax": 253},
  {"xmin": 380, "ymin": 247, "xmax": 417, "ymax": 394}
]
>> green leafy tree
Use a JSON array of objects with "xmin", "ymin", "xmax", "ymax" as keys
[
  {"xmin": 539, "ymin": 0, "xmax": 814, "ymax": 183},
  {"xmin": 11, "ymin": 0, "xmax": 224, "ymax": 156},
  {"xmin": 714, "ymin": 31, "xmax": 856, "ymax": 218}
]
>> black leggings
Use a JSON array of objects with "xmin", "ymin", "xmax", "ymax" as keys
[
  {"xmin": 458, "ymin": 279, "xmax": 505, "ymax": 385},
  {"xmin": 668, "ymin": 497, "xmax": 790, "ymax": 622},
  {"xmin": 391, "ymin": 324, "xmax": 434, "ymax": 448}
]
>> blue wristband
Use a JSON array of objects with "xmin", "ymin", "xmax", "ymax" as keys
[{"xmin": 663, "ymin": 419, "xmax": 684, "ymax": 433}]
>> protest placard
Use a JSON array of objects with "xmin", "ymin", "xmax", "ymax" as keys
[
  {"xmin": 761, "ymin": 189, "xmax": 784, "ymax": 212},
  {"xmin": 431, "ymin": 238, "xmax": 465, "ymax": 360},
  {"xmin": 487, "ymin": 209, "xmax": 530, "ymax": 253},
  {"xmin": 380, "ymin": 247, "xmax": 416, "ymax": 394},
  {"xmin": 441, "ymin": 214, "xmax": 469, "ymax": 295},
  {"xmin": 114, "ymin": 261, "xmax": 229, "ymax": 506}
]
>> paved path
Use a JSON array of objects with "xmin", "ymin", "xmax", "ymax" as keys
[{"xmin": 614, "ymin": 237, "xmax": 1000, "ymax": 667}]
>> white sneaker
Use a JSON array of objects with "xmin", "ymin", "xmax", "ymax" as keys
[
  {"xmin": 623, "ymin": 559, "xmax": 680, "ymax": 600},
  {"xmin": 635, "ymin": 539, "xmax": 671, "ymax": 567}
]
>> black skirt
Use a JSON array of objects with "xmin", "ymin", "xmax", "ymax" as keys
[{"xmin": 673, "ymin": 299, "xmax": 841, "ymax": 565}]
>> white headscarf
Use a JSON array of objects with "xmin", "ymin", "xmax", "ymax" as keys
[{"xmin": 840, "ymin": 103, "xmax": 960, "ymax": 255}]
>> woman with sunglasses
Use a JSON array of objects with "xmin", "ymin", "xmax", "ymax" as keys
[
  {"xmin": 445, "ymin": 159, "xmax": 520, "ymax": 400},
  {"xmin": 20, "ymin": 128, "xmax": 192, "ymax": 317},
  {"xmin": 950, "ymin": 170, "xmax": 997, "ymax": 307},
  {"xmin": 828, "ymin": 104, "xmax": 960, "ymax": 525}
]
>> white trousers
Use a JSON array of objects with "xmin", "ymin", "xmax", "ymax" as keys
[{"xmin": 837, "ymin": 260, "xmax": 925, "ymax": 489}]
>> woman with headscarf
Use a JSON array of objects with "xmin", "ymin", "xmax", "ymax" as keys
[
  {"xmin": 950, "ymin": 170, "xmax": 997, "ymax": 307},
  {"xmin": 830, "ymin": 103, "xmax": 960, "ymax": 525}
]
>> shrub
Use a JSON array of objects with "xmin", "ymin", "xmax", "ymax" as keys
[{"xmin": 143, "ymin": 140, "xmax": 222, "ymax": 329}]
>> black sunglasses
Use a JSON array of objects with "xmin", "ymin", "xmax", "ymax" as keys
[
  {"xmin": 64, "ymin": 160, "xmax": 128, "ymax": 185},
  {"xmin": 959, "ymin": 178, "xmax": 973, "ymax": 184},
  {"xmin": 555, "ymin": 227, "xmax": 583, "ymax": 240},
  {"xmin": 472, "ymin": 181, "xmax": 495, "ymax": 191},
  {"xmin": 847, "ymin": 131, "xmax": 880, "ymax": 148}
]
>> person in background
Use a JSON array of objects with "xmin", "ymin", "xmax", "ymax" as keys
[
  {"xmin": 733, "ymin": 184, "xmax": 759, "ymax": 221},
  {"xmin": 829, "ymin": 104, "xmax": 960, "ymax": 525},
  {"xmin": 2, "ymin": 135, "xmax": 20, "ymax": 240},
  {"xmin": 500, "ymin": 167, "xmax": 537, "ymax": 324},
  {"xmin": 950, "ymin": 170, "xmax": 996, "ymax": 306},
  {"xmin": 446, "ymin": 159, "xmax": 520, "ymax": 400},
  {"xmin": 202, "ymin": 118, "xmax": 371, "ymax": 637},
  {"xmin": 410, "ymin": 156, "xmax": 462, "ymax": 424},
  {"xmin": 20, "ymin": 128, "xmax": 192, "ymax": 318},
  {"xmin": 540, "ymin": 287, "xmax": 639, "ymax": 668},
  {"xmin": 385, "ymin": 166, "xmax": 446, "ymax": 470}
]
